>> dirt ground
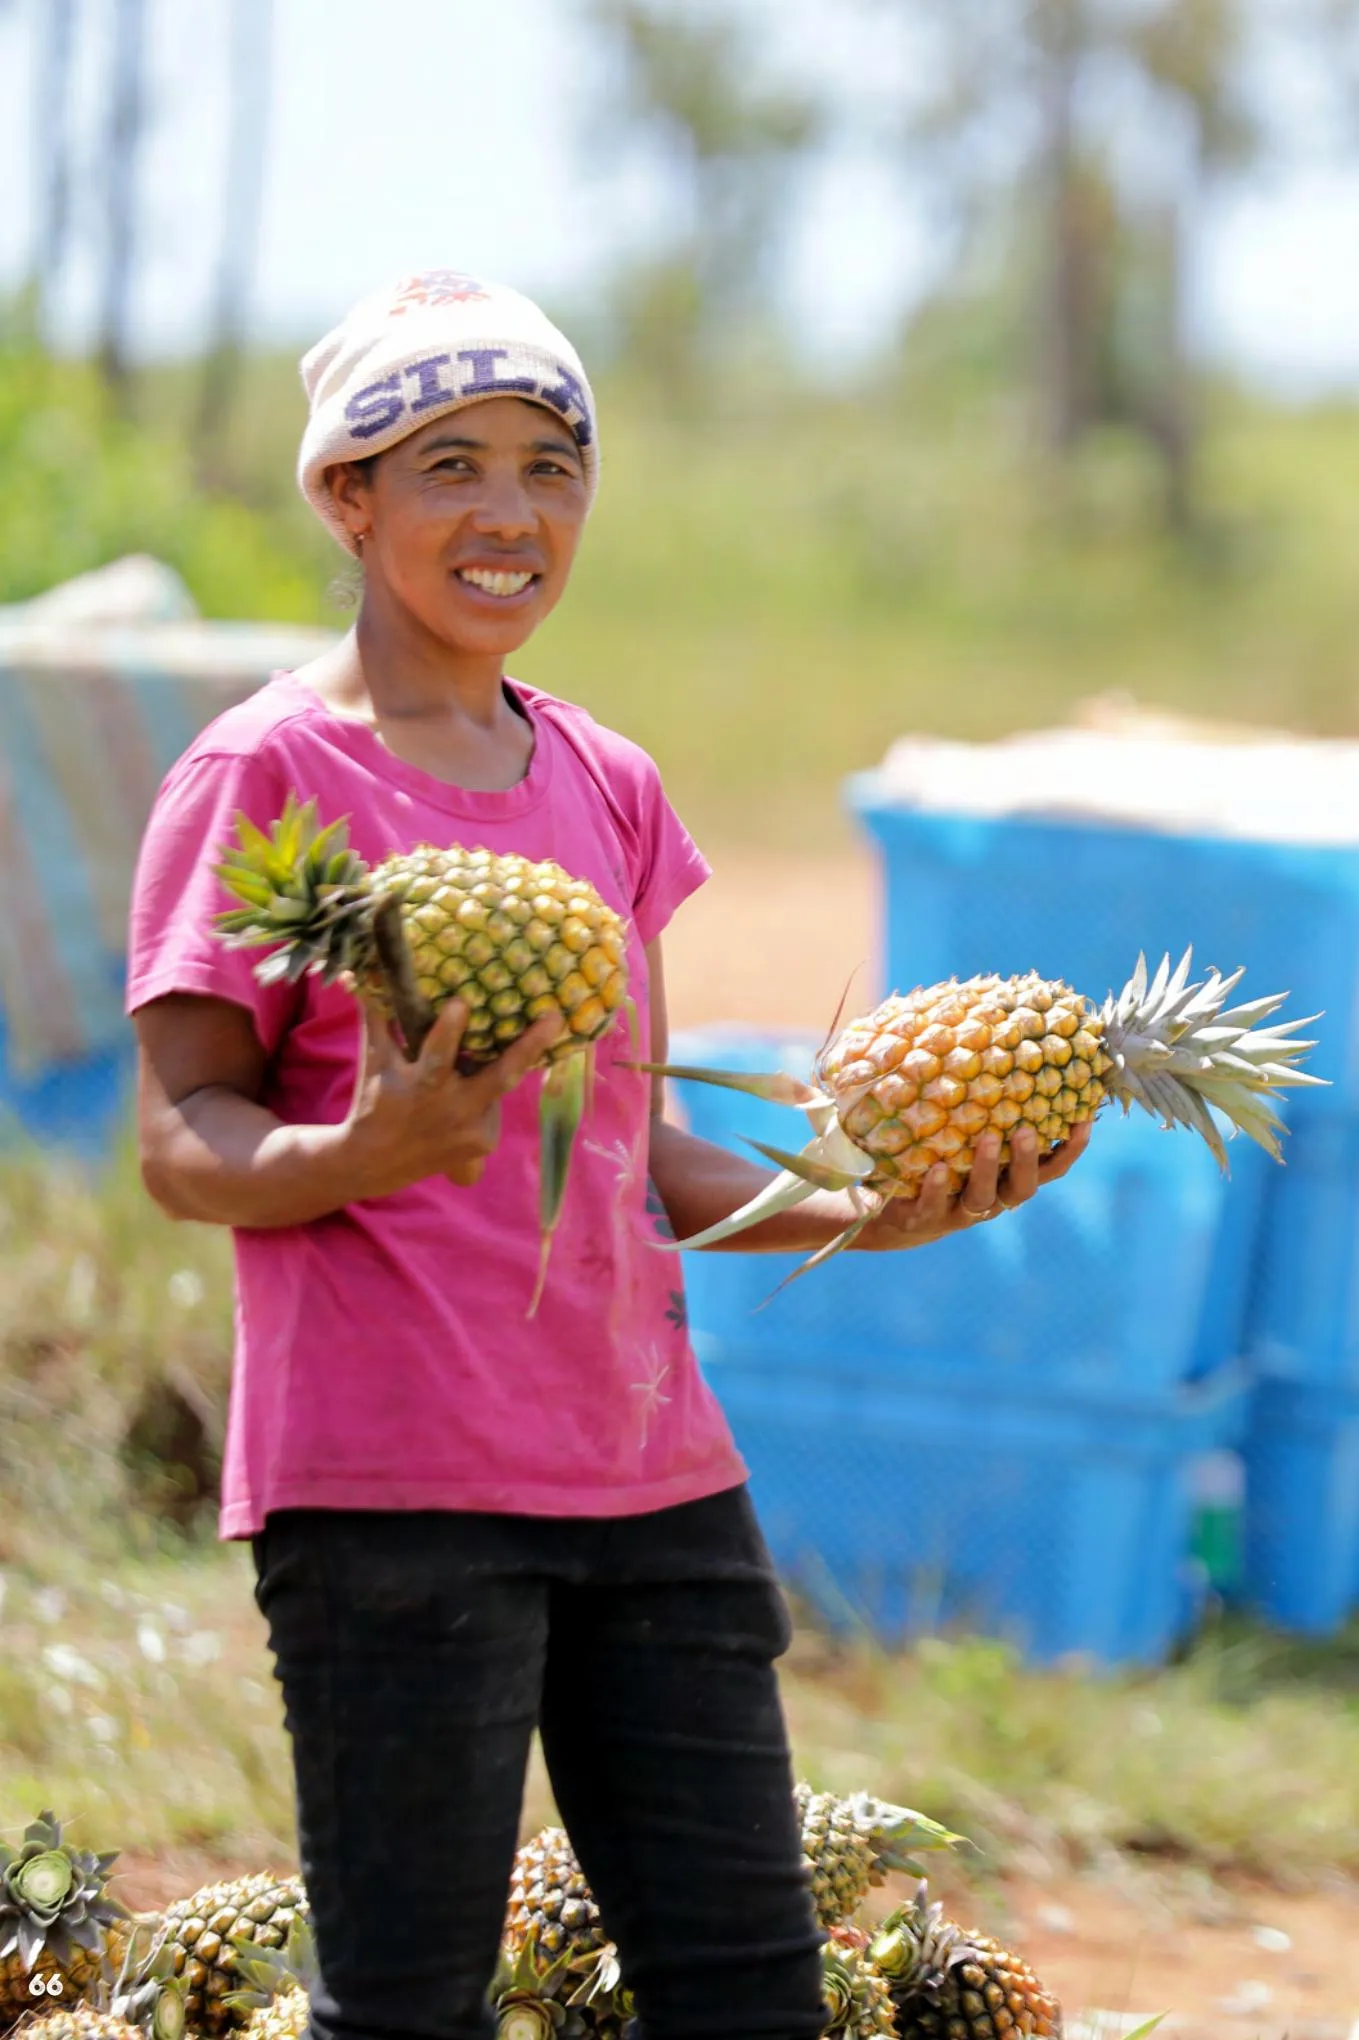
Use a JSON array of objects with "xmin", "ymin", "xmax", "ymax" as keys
[
  {"xmin": 660, "ymin": 843, "xmax": 883, "ymax": 1034},
  {"xmin": 107, "ymin": 1849, "xmax": 1359, "ymax": 2040}
]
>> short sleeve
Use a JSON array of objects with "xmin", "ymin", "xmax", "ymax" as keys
[
  {"xmin": 125, "ymin": 746, "xmax": 300, "ymax": 1055},
  {"xmin": 630, "ymin": 766, "xmax": 711, "ymax": 947}
]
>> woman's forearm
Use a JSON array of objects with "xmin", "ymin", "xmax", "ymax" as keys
[
  {"xmin": 647, "ymin": 1116, "xmax": 890, "ymax": 1253},
  {"xmin": 142, "ymin": 1086, "xmax": 367, "ymax": 1229}
]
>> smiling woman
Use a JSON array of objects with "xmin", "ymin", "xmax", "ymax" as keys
[
  {"xmin": 121, "ymin": 266, "xmax": 1085, "ymax": 2040},
  {"xmin": 326, "ymin": 401, "xmax": 590, "ymax": 668}
]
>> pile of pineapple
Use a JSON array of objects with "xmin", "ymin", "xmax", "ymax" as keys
[{"xmin": 1, "ymin": 1802, "xmax": 1061, "ymax": 2040}]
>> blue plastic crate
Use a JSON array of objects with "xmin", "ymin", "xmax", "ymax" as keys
[
  {"xmin": 848, "ymin": 797, "xmax": 1359, "ymax": 1097},
  {"xmin": 0, "ymin": 1010, "xmax": 134, "ymax": 1157},
  {"xmin": 1238, "ymin": 1380, "xmax": 1359, "ymax": 1634},
  {"xmin": 845, "ymin": 795, "xmax": 1355, "ymax": 1370},
  {"xmin": 697, "ymin": 1337, "xmax": 1247, "ymax": 1666},
  {"xmin": 669, "ymin": 1026, "xmax": 1254, "ymax": 1395},
  {"xmin": 1245, "ymin": 1108, "xmax": 1359, "ymax": 1388}
]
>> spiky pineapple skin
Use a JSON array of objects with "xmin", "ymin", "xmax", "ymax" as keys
[
  {"xmin": 817, "ymin": 975, "xmax": 1113, "ymax": 1202},
  {"xmin": 821, "ymin": 1944, "xmax": 899, "ymax": 2038},
  {"xmin": 153, "ymin": 1877, "xmax": 306, "ymax": 2038},
  {"xmin": 239, "ymin": 1985, "xmax": 309, "ymax": 2040},
  {"xmin": 888, "ymin": 1922, "xmax": 1060, "ymax": 2040},
  {"xmin": 375, "ymin": 848, "xmax": 629, "ymax": 1066},
  {"xmin": 795, "ymin": 1787, "xmax": 880, "ymax": 1930},
  {"xmin": 8, "ymin": 2010, "xmax": 140, "ymax": 2040},
  {"xmin": 504, "ymin": 1833, "xmax": 607, "ymax": 1969},
  {"xmin": 1, "ymin": 1953, "xmax": 110, "ymax": 2034}
]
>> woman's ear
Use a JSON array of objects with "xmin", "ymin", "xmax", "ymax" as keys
[{"xmin": 326, "ymin": 460, "xmax": 375, "ymax": 546}]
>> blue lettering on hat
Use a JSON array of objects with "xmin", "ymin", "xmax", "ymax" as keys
[
  {"xmin": 455, "ymin": 347, "xmax": 538, "ymax": 399},
  {"xmin": 344, "ymin": 373, "xmax": 404, "ymax": 439},
  {"xmin": 405, "ymin": 353, "xmax": 456, "ymax": 412},
  {"xmin": 539, "ymin": 364, "xmax": 593, "ymax": 446}
]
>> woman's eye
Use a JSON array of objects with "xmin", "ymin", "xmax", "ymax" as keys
[{"xmin": 432, "ymin": 457, "xmax": 474, "ymax": 474}]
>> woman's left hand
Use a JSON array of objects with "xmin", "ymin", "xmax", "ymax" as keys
[{"xmin": 856, "ymin": 1118, "xmax": 1095, "ymax": 1251}]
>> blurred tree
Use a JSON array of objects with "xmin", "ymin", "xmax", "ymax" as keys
[
  {"xmin": 195, "ymin": 0, "xmax": 274, "ymax": 484},
  {"xmin": 889, "ymin": 0, "xmax": 1359, "ymax": 527},
  {"xmin": 97, "ymin": 0, "xmax": 149, "ymax": 403},
  {"xmin": 30, "ymin": 0, "xmax": 79, "ymax": 338},
  {"xmin": 586, "ymin": 0, "xmax": 821, "ymax": 399}
]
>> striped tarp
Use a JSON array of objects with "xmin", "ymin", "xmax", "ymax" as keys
[{"xmin": 0, "ymin": 558, "xmax": 335, "ymax": 1072}]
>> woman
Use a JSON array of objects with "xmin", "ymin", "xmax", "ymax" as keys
[{"xmin": 128, "ymin": 271, "xmax": 1089, "ymax": 2040}]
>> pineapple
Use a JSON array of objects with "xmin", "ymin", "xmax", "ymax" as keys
[
  {"xmin": 0, "ymin": 1813, "xmax": 133, "ymax": 2031},
  {"xmin": 821, "ymin": 1943, "xmax": 898, "ymax": 2037},
  {"xmin": 648, "ymin": 950, "xmax": 1323, "ymax": 1267},
  {"xmin": 504, "ymin": 1832, "xmax": 606, "ymax": 1970},
  {"xmin": 796, "ymin": 1788, "xmax": 961, "ymax": 1930},
  {"xmin": 871, "ymin": 1885, "xmax": 1061, "ymax": 2040},
  {"xmin": 220, "ymin": 1914, "xmax": 317, "ymax": 2040},
  {"xmin": 564, "ymin": 1943, "xmax": 632, "ymax": 2038},
  {"xmin": 9, "ymin": 1916, "xmax": 187, "ymax": 2040},
  {"xmin": 490, "ymin": 1935, "xmax": 585, "ymax": 2039},
  {"xmin": 152, "ymin": 1874, "xmax": 307, "ymax": 2038},
  {"xmin": 214, "ymin": 795, "xmax": 631, "ymax": 1310}
]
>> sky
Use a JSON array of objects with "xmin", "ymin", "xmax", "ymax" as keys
[{"xmin": 2, "ymin": 0, "xmax": 1359, "ymax": 393}]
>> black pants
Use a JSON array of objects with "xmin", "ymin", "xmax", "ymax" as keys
[{"xmin": 250, "ymin": 1486, "xmax": 826, "ymax": 2040}]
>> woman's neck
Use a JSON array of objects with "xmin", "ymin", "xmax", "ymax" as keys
[{"xmin": 293, "ymin": 602, "xmax": 535, "ymax": 791}]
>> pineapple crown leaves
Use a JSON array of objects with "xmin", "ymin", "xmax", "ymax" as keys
[
  {"xmin": 491, "ymin": 1932, "xmax": 582, "ymax": 2039},
  {"xmin": 564, "ymin": 1942, "xmax": 631, "ymax": 2020},
  {"xmin": 220, "ymin": 1917, "xmax": 318, "ymax": 2017},
  {"xmin": 819, "ymin": 1943, "xmax": 897, "ymax": 2036},
  {"xmin": 868, "ymin": 1883, "xmax": 980, "ymax": 2001},
  {"xmin": 838, "ymin": 1793, "xmax": 965, "ymax": 1883},
  {"xmin": 1100, "ymin": 948, "xmax": 1327, "ymax": 1166},
  {"xmin": 109, "ymin": 1929, "xmax": 189, "ymax": 2040},
  {"xmin": 213, "ymin": 795, "xmax": 375, "ymax": 985},
  {"xmin": 0, "ymin": 1813, "xmax": 130, "ymax": 1973}
]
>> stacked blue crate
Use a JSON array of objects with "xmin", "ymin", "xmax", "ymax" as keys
[
  {"xmin": 1238, "ymin": 1108, "xmax": 1359, "ymax": 1630},
  {"xmin": 846, "ymin": 787, "xmax": 1359, "ymax": 1638},
  {"xmin": 670, "ymin": 1025, "xmax": 1249, "ymax": 1666}
]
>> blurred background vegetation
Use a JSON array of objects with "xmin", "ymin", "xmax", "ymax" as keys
[
  {"xmin": 7, "ymin": 0, "xmax": 1359, "ymax": 848},
  {"xmin": 4, "ymin": 0, "xmax": 1359, "ymax": 1929}
]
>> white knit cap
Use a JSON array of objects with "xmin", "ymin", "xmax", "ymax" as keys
[{"xmin": 297, "ymin": 270, "xmax": 599, "ymax": 552}]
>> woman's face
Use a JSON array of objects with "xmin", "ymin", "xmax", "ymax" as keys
[{"xmin": 329, "ymin": 396, "xmax": 590, "ymax": 658}]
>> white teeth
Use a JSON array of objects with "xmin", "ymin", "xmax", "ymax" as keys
[{"xmin": 458, "ymin": 567, "xmax": 534, "ymax": 597}]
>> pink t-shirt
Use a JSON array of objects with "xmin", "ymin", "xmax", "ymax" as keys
[{"xmin": 125, "ymin": 673, "xmax": 748, "ymax": 1539}]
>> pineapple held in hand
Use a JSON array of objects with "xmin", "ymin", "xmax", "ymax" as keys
[
  {"xmin": 214, "ymin": 796, "xmax": 631, "ymax": 1311},
  {"xmin": 647, "ymin": 951, "xmax": 1322, "ymax": 1267}
]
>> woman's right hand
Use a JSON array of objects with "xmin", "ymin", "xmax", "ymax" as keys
[{"xmin": 345, "ymin": 997, "xmax": 565, "ymax": 1196}]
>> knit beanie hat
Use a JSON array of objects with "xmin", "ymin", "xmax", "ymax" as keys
[{"xmin": 297, "ymin": 270, "xmax": 599, "ymax": 552}]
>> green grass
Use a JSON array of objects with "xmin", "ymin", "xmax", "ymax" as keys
[{"xmin": 2, "ymin": 1140, "xmax": 1358, "ymax": 1889}]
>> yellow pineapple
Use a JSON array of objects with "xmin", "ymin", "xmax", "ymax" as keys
[
  {"xmin": 8, "ymin": 1914, "xmax": 186, "ymax": 2040},
  {"xmin": 649, "ymin": 950, "xmax": 1322, "ymax": 1267},
  {"xmin": 0, "ymin": 1813, "xmax": 133, "ymax": 2033},
  {"xmin": 151, "ymin": 1874, "xmax": 306, "ymax": 2038},
  {"xmin": 219, "ymin": 1913, "xmax": 316, "ymax": 2040},
  {"xmin": 821, "ymin": 1942, "xmax": 898, "ymax": 2037},
  {"xmin": 871, "ymin": 1885, "xmax": 1061, "ymax": 2040},
  {"xmin": 795, "ymin": 1787, "xmax": 961, "ymax": 1930},
  {"xmin": 214, "ymin": 795, "xmax": 632, "ymax": 1308},
  {"xmin": 503, "ymin": 1831, "xmax": 606, "ymax": 1969}
]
